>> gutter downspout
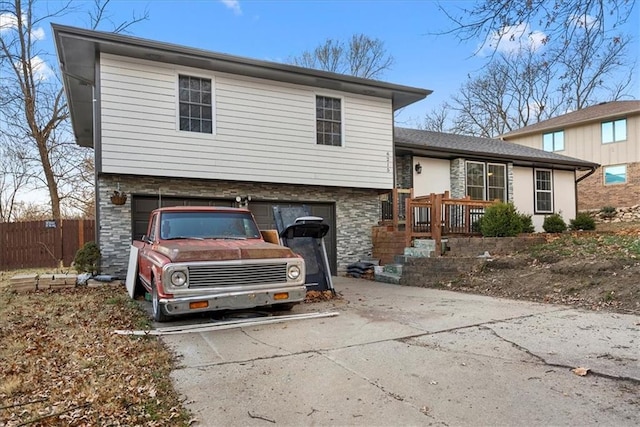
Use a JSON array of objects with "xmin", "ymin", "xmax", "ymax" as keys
[{"xmin": 574, "ymin": 165, "xmax": 599, "ymax": 213}]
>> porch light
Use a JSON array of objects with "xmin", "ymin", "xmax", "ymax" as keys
[{"xmin": 415, "ymin": 163, "xmax": 422, "ymax": 174}]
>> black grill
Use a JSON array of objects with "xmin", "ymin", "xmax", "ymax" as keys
[{"xmin": 187, "ymin": 263, "xmax": 288, "ymax": 288}]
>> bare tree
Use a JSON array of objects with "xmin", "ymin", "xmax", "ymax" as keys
[
  {"xmin": 438, "ymin": 0, "xmax": 636, "ymax": 57},
  {"xmin": 427, "ymin": 1, "xmax": 635, "ymax": 137},
  {"xmin": 289, "ymin": 34, "xmax": 394, "ymax": 79},
  {"xmin": 0, "ymin": 0, "xmax": 147, "ymax": 221},
  {"xmin": 0, "ymin": 141, "xmax": 30, "ymax": 222}
]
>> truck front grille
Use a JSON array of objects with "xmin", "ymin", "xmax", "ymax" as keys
[{"xmin": 187, "ymin": 263, "xmax": 288, "ymax": 288}]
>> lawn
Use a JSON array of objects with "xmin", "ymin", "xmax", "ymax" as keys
[{"xmin": 0, "ymin": 269, "xmax": 191, "ymax": 426}]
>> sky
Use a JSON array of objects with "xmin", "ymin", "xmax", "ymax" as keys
[
  {"xmin": 21, "ymin": 0, "xmax": 640, "ymax": 125},
  {"xmin": 2, "ymin": 0, "xmax": 640, "ymax": 208}
]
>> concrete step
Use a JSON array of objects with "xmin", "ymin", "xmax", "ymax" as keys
[
  {"xmin": 374, "ymin": 271, "xmax": 401, "ymax": 285},
  {"xmin": 404, "ymin": 247, "xmax": 433, "ymax": 258},
  {"xmin": 383, "ymin": 263, "xmax": 403, "ymax": 275},
  {"xmin": 413, "ymin": 239, "xmax": 436, "ymax": 250}
]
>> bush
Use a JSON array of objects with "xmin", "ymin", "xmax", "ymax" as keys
[
  {"xmin": 518, "ymin": 213, "xmax": 535, "ymax": 233},
  {"xmin": 570, "ymin": 212, "xmax": 596, "ymax": 231},
  {"xmin": 543, "ymin": 213, "xmax": 567, "ymax": 233},
  {"xmin": 74, "ymin": 241, "xmax": 101, "ymax": 274},
  {"xmin": 480, "ymin": 202, "xmax": 526, "ymax": 237},
  {"xmin": 600, "ymin": 206, "xmax": 616, "ymax": 219}
]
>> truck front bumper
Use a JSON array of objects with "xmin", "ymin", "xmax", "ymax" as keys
[{"xmin": 159, "ymin": 285, "xmax": 307, "ymax": 315}]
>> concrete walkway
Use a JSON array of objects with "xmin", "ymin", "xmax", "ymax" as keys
[{"xmin": 161, "ymin": 277, "xmax": 640, "ymax": 426}]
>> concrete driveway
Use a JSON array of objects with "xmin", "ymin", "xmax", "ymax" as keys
[{"xmin": 160, "ymin": 277, "xmax": 639, "ymax": 426}]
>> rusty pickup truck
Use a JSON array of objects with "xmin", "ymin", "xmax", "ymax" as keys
[{"xmin": 131, "ymin": 206, "xmax": 306, "ymax": 321}]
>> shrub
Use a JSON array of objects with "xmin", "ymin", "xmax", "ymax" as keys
[
  {"xmin": 600, "ymin": 206, "xmax": 616, "ymax": 219},
  {"xmin": 74, "ymin": 241, "xmax": 101, "ymax": 274},
  {"xmin": 480, "ymin": 202, "xmax": 525, "ymax": 237},
  {"xmin": 543, "ymin": 213, "xmax": 567, "ymax": 233},
  {"xmin": 518, "ymin": 213, "xmax": 535, "ymax": 233},
  {"xmin": 570, "ymin": 212, "xmax": 596, "ymax": 231}
]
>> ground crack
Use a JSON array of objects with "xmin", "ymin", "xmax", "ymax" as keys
[{"xmin": 482, "ymin": 325, "xmax": 640, "ymax": 385}]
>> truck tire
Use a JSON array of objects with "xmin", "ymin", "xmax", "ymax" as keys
[{"xmin": 151, "ymin": 279, "xmax": 170, "ymax": 322}]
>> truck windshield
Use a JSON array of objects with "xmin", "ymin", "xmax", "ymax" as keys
[{"xmin": 159, "ymin": 211, "xmax": 261, "ymax": 240}]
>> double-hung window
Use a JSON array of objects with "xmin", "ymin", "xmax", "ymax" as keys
[
  {"xmin": 316, "ymin": 95, "xmax": 342, "ymax": 146},
  {"xmin": 179, "ymin": 75, "xmax": 213, "ymax": 134},
  {"xmin": 601, "ymin": 119, "xmax": 626, "ymax": 144},
  {"xmin": 535, "ymin": 169, "xmax": 553, "ymax": 213},
  {"xmin": 466, "ymin": 161, "xmax": 507, "ymax": 202},
  {"xmin": 542, "ymin": 130, "xmax": 564, "ymax": 152}
]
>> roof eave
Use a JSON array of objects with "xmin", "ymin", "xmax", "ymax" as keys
[{"xmin": 396, "ymin": 142, "xmax": 598, "ymax": 171}]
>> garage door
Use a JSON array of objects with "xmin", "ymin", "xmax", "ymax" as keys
[
  {"xmin": 249, "ymin": 202, "xmax": 336, "ymax": 274},
  {"xmin": 131, "ymin": 195, "xmax": 233, "ymax": 240}
]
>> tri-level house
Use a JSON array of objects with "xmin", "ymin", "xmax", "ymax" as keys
[
  {"xmin": 501, "ymin": 101, "xmax": 640, "ymax": 211},
  {"xmin": 53, "ymin": 24, "xmax": 430, "ymax": 276}
]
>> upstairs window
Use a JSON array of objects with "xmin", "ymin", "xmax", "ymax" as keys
[
  {"xmin": 535, "ymin": 169, "xmax": 553, "ymax": 213},
  {"xmin": 601, "ymin": 119, "xmax": 626, "ymax": 144},
  {"xmin": 316, "ymin": 95, "xmax": 342, "ymax": 146},
  {"xmin": 603, "ymin": 164, "xmax": 627, "ymax": 185},
  {"xmin": 179, "ymin": 75, "xmax": 213, "ymax": 134},
  {"xmin": 543, "ymin": 130, "xmax": 564, "ymax": 152}
]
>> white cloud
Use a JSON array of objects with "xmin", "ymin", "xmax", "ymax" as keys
[
  {"xmin": 31, "ymin": 26, "xmax": 45, "ymax": 40},
  {"xmin": 571, "ymin": 14, "xmax": 597, "ymax": 29},
  {"xmin": 0, "ymin": 12, "xmax": 46, "ymax": 40},
  {"xmin": 21, "ymin": 56, "xmax": 54, "ymax": 82},
  {"xmin": 480, "ymin": 23, "xmax": 547, "ymax": 55},
  {"xmin": 0, "ymin": 12, "xmax": 18, "ymax": 31},
  {"xmin": 220, "ymin": 0, "xmax": 242, "ymax": 15}
]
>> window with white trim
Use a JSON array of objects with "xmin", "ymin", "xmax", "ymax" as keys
[
  {"xmin": 601, "ymin": 119, "xmax": 626, "ymax": 144},
  {"xmin": 535, "ymin": 169, "xmax": 553, "ymax": 213},
  {"xmin": 465, "ymin": 161, "xmax": 507, "ymax": 201},
  {"xmin": 316, "ymin": 95, "xmax": 342, "ymax": 146},
  {"xmin": 603, "ymin": 164, "xmax": 627, "ymax": 185},
  {"xmin": 178, "ymin": 75, "xmax": 213, "ymax": 134},
  {"xmin": 542, "ymin": 130, "xmax": 564, "ymax": 152}
]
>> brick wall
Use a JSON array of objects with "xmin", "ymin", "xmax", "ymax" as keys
[
  {"xmin": 371, "ymin": 226, "xmax": 405, "ymax": 264},
  {"xmin": 578, "ymin": 162, "xmax": 640, "ymax": 210},
  {"xmin": 97, "ymin": 174, "xmax": 380, "ymax": 277}
]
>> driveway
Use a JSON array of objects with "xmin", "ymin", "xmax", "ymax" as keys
[{"xmin": 160, "ymin": 277, "xmax": 639, "ymax": 426}]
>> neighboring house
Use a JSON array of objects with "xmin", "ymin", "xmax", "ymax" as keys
[
  {"xmin": 394, "ymin": 128, "xmax": 598, "ymax": 231},
  {"xmin": 500, "ymin": 101, "xmax": 640, "ymax": 211},
  {"xmin": 53, "ymin": 24, "xmax": 430, "ymax": 277}
]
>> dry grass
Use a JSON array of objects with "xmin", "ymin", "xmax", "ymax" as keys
[{"xmin": 0, "ymin": 271, "xmax": 191, "ymax": 426}]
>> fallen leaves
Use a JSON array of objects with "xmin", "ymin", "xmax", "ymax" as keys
[
  {"xmin": 0, "ymin": 285, "xmax": 190, "ymax": 426},
  {"xmin": 304, "ymin": 290, "xmax": 336, "ymax": 303},
  {"xmin": 571, "ymin": 367, "xmax": 590, "ymax": 376}
]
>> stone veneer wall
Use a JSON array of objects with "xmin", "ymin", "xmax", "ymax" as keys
[
  {"xmin": 395, "ymin": 154, "xmax": 413, "ymax": 189},
  {"xmin": 578, "ymin": 163, "xmax": 640, "ymax": 210},
  {"xmin": 97, "ymin": 174, "xmax": 380, "ymax": 277}
]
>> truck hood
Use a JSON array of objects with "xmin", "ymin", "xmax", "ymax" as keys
[{"xmin": 154, "ymin": 239, "xmax": 298, "ymax": 263}]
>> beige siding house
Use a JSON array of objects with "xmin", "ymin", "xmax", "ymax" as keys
[
  {"xmin": 501, "ymin": 101, "xmax": 640, "ymax": 210},
  {"xmin": 54, "ymin": 24, "xmax": 430, "ymax": 277},
  {"xmin": 394, "ymin": 128, "xmax": 598, "ymax": 231}
]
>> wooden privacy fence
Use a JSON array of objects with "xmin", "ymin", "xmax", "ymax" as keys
[
  {"xmin": 405, "ymin": 192, "xmax": 495, "ymax": 250},
  {"xmin": 0, "ymin": 219, "xmax": 95, "ymax": 270}
]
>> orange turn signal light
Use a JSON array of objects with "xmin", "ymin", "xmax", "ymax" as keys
[
  {"xmin": 189, "ymin": 301, "xmax": 209, "ymax": 310},
  {"xmin": 273, "ymin": 292, "xmax": 289, "ymax": 300}
]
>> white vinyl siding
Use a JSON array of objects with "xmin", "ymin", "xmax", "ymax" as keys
[{"xmin": 98, "ymin": 53, "xmax": 394, "ymax": 189}]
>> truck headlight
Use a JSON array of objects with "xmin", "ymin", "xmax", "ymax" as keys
[
  {"xmin": 170, "ymin": 271, "xmax": 188, "ymax": 287},
  {"xmin": 287, "ymin": 265, "xmax": 301, "ymax": 280}
]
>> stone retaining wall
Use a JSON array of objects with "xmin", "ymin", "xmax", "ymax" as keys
[
  {"xmin": 584, "ymin": 205, "xmax": 640, "ymax": 224},
  {"xmin": 445, "ymin": 235, "xmax": 546, "ymax": 258},
  {"xmin": 400, "ymin": 257, "xmax": 486, "ymax": 286}
]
